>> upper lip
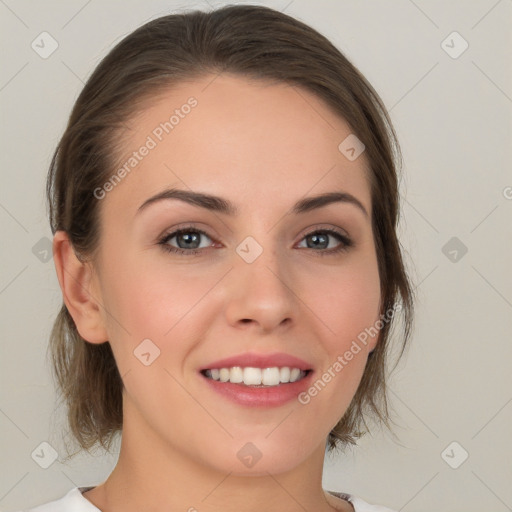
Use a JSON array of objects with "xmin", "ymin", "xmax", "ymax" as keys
[{"xmin": 200, "ymin": 352, "xmax": 313, "ymax": 371}]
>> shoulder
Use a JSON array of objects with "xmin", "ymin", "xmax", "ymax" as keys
[
  {"xmin": 13, "ymin": 487, "xmax": 100, "ymax": 512},
  {"xmin": 327, "ymin": 490, "xmax": 398, "ymax": 512},
  {"xmin": 349, "ymin": 495, "xmax": 398, "ymax": 512}
]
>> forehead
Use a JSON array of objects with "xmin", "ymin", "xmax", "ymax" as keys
[{"xmin": 101, "ymin": 73, "xmax": 371, "ymax": 222}]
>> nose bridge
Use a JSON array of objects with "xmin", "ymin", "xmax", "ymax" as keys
[
  {"xmin": 224, "ymin": 231, "xmax": 297, "ymax": 331},
  {"xmin": 236, "ymin": 232, "xmax": 290, "ymax": 296}
]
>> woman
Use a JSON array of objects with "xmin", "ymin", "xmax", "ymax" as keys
[{"xmin": 22, "ymin": 5, "xmax": 414, "ymax": 512}]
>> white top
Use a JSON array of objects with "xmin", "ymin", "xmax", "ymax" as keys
[{"xmin": 17, "ymin": 486, "xmax": 398, "ymax": 512}]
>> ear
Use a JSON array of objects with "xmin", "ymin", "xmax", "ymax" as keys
[{"xmin": 52, "ymin": 230, "xmax": 108, "ymax": 344}]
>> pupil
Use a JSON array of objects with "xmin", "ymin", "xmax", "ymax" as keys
[
  {"xmin": 309, "ymin": 233, "xmax": 327, "ymax": 249},
  {"xmin": 179, "ymin": 232, "xmax": 200, "ymax": 249}
]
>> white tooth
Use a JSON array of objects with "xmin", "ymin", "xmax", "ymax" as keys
[
  {"xmin": 243, "ymin": 367, "xmax": 262, "ymax": 385},
  {"xmin": 230, "ymin": 366, "xmax": 243, "ymax": 383},
  {"xmin": 219, "ymin": 368, "xmax": 230, "ymax": 382},
  {"xmin": 207, "ymin": 366, "xmax": 306, "ymax": 385},
  {"xmin": 262, "ymin": 367, "xmax": 280, "ymax": 386},
  {"xmin": 289, "ymin": 368, "xmax": 301, "ymax": 382},
  {"xmin": 279, "ymin": 367, "xmax": 291, "ymax": 383}
]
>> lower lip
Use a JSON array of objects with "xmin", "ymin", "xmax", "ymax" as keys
[{"xmin": 200, "ymin": 372, "xmax": 314, "ymax": 407}]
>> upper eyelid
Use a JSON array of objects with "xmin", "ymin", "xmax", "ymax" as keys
[{"xmin": 162, "ymin": 226, "xmax": 214, "ymax": 239}]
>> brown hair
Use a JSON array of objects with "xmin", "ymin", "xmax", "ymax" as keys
[{"xmin": 46, "ymin": 4, "xmax": 415, "ymax": 458}]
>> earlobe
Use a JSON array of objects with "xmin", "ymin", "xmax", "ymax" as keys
[{"xmin": 52, "ymin": 230, "xmax": 108, "ymax": 344}]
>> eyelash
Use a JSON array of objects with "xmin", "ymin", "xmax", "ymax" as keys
[{"xmin": 157, "ymin": 224, "xmax": 353, "ymax": 257}]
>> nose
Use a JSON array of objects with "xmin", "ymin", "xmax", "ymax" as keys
[{"xmin": 224, "ymin": 244, "xmax": 298, "ymax": 334}]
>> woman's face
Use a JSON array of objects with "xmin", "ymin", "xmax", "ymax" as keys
[{"xmin": 89, "ymin": 73, "xmax": 381, "ymax": 475}]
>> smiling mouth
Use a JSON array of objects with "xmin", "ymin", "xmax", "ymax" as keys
[{"xmin": 201, "ymin": 367, "xmax": 312, "ymax": 387}]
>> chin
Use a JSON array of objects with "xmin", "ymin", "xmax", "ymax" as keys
[{"xmin": 204, "ymin": 435, "xmax": 318, "ymax": 477}]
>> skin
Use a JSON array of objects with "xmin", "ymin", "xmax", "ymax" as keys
[{"xmin": 53, "ymin": 73, "xmax": 382, "ymax": 512}]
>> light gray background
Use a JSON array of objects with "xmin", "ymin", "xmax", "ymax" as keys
[{"xmin": 1, "ymin": 1, "xmax": 511, "ymax": 511}]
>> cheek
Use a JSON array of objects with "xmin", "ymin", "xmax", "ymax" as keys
[
  {"xmin": 304, "ymin": 254, "xmax": 381, "ymax": 349},
  {"xmin": 295, "ymin": 258, "xmax": 380, "ymax": 429},
  {"xmin": 100, "ymin": 248, "xmax": 196, "ymax": 330},
  {"xmin": 98, "ymin": 254, "xmax": 218, "ymax": 364}
]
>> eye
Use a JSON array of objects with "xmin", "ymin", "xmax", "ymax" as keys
[
  {"xmin": 296, "ymin": 228, "xmax": 353, "ymax": 256},
  {"xmin": 157, "ymin": 225, "xmax": 353, "ymax": 257},
  {"xmin": 158, "ymin": 226, "xmax": 216, "ymax": 256}
]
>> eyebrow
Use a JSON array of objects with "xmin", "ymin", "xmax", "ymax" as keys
[{"xmin": 136, "ymin": 187, "xmax": 369, "ymax": 218}]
